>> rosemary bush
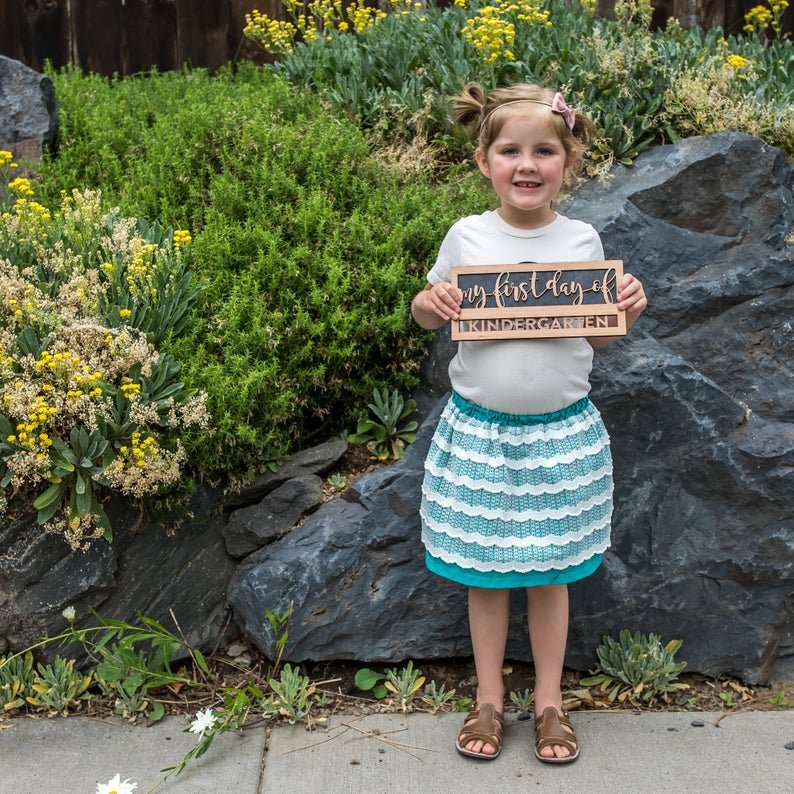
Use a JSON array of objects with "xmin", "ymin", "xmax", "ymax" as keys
[{"xmin": 34, "ymin": 67, "xmax": 490, "ymax": 481}]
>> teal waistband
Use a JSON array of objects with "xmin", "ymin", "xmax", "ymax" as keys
[{"xmin": 450, "ymin": 391, "xmax": 592, "ymax": 426}]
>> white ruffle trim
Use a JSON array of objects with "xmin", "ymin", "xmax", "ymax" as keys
[
  {"xmin": 443, "ymin": 406, "xmax": 602, "ymax": 446},
  {"xmin": 421, "ymin": 508, "xmax": 610, "ymax": 549},
  {"xmin": 422, "ymin": 486, "xmax": 612, "ymax": 522},
  {"xmin": 423, "ymin": 538, "xmax": 610, "ymax": 573},
  {"xmin": 430, "ymin": 435, "xmax": 610, "ymax": 471},
  {"xmin": 423, "ymin": 458, "xmax": 613, "ymax": 497}
]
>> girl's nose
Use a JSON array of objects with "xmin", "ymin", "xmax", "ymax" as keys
[{"xmin": 518, "ymin": 154, "xmax": 538, "ymax": 171}]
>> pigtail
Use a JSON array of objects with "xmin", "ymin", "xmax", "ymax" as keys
[
  {"xmin": 452, "ymin": 82, "xmax": 487, "ymax": 135},
  {"xmin": 570, "ymin": 110, "xmax": 597, "ymax": 149}
]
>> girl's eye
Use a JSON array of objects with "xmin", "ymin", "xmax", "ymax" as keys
[
  {"xmin": 501, "ymin": 147, "xmax": 519, "ymax": 155},
  {"xmin": 537, "ymin": 147, "xmax": 555, "ymax": 156}
]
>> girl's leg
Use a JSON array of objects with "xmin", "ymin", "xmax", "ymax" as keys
[
  {"xmin": 465, "ymin": 586, "xmax": 510, "ymax": 755},
  {"xmin": 526, "ymin": 584, "xmax": 571, "ymax": 759}
]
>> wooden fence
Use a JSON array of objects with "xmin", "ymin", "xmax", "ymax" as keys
[
  {"xmin": 0, "ymin": 1, "xmax": 789, "ymax": 76},
  {"xmin": 0, "ymin": 0, "xmax": 271, "ymax": 75}
]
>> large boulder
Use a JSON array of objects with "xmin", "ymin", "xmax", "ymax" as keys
[
  {"xmin": 0, "ymin": 486, "xmax": 235, "ymax": 660},
  {"xmin": 0, "ymin": 56, "xmax": 59, "ymax": 161},
  {"xmin": 229, "ymin": 133, "xmax": 793, "ymax": 684}
]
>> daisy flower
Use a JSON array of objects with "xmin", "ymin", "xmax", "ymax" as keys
[
  {"xmin": 96, "ymin": 773, "xmax": 137, "ymax": 794},
  {"xmin": 188, "ymin": 707, "xmax": 217, "ymax": 739}
]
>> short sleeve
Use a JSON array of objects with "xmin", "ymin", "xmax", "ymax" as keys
[
  {"xmin": 426, "ymin": 223, "xmax": 461, "ymax": 285},
  {"xmin": 588, "ymin": 227, "xmax": 605, "ymax": 261}
]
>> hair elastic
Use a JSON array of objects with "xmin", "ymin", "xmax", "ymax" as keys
[{"xmin": 480, "ymin": 92, "xmax": 576, "ymax": 132}]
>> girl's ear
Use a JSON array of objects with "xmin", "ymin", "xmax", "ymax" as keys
[{"xmin": 474, "ymin": 147, "xmax": 491, "ymax": 180}]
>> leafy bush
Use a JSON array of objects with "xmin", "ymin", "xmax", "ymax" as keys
[
  {"xmin": 347, "ymin": 387, "xmax": 418, "ymax": 460},
  {"xmin": 245, "ymin": 0, "xmax": 792, "ymax": 165},
  {"xmin": 0, "ymin": 157, "xmax": 208, "ymax": 547},
  {"xmin": 580, "ymin": 629, "xmax": 688, "ymax": 704},
  {"xmin": 34, "ymin": 66, "xmax": 491, "ymax": 481}
]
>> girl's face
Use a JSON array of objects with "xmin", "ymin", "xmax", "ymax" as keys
[{"xmin": 475, "ymin": 113, "xmax": 569, "ymax": 229}]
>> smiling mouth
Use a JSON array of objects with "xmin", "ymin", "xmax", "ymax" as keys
[{"xmin": 514, "ymin": 181, "xmax": 541, "ymax": 188}]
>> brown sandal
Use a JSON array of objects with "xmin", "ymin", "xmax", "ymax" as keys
[
  {"xmin": 533, "ymin": 706, "xmax": 580, "ymax": 764},
  {"xmin": 455, "ymin": 703, "xmax": 504, "ymax": 760}
]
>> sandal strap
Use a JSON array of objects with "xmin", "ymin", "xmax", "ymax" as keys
[
  {"xmin": 458, "ymin": 703, "xmax": 504, "ymax": 746},
  {"xmin": 534, "ymin": 706, "xmax": 578, "ymax": 754}
]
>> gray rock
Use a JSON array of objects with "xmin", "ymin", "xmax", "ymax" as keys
[
  {"xmin": 228, "ymin": 133, "xmax": 793, "ymax": 684},
  {"xmin": 222, "ymin": 474, "xmax": 324, "ymax": 558},
  {"xmin": 225, "ymin": 439, "xmax": 347, "ymax": 508},
  {"xmin": 229, "ymin": 399, "xmax": 472, "ymax": 662},
  {"xmin": 0, "ymin": 56, "xmax": 59, "ymax": 161},
  {"xmin": 0, "ymin": 485, "xmax": 236, "ymax": 661}
]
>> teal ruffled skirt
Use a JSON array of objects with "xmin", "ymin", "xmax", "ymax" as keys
[{"xmin": 420, "ymin": 391, "xmax": 613, "ymax": 588}]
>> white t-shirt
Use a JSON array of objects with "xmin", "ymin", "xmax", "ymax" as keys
[{"xmin": 426, "ymin": 211, "xmax": 605, "ymax": 415}]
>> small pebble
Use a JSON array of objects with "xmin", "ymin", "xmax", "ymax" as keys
[
  {"xmin": 517, "ymin": 712, "xmax": 532, "ymax": 722},
  {"xmin": 784, "ymin": 741, "xmax": 794, "ymax": 750},
  {"xmin": 667, "ymin": 727, "xmax": 678, "ymax": 732},
  {"xmin": 378, "ymin": 748, "xmax": 386, "ymax": 754},
  {"xmin": 691, "ymin": 720, "xmax": 705, "ymax": 727},
  {"xmin": 350, "ymin": 759, "xmax": 361, "ymax": 766}
]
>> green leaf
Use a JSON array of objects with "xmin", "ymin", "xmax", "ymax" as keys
[
  {"xmin": 76, "ymin": 481, "xmax": 92, "ymax": 515},
  {"xmin": 193, "ymin": 649, "xmax": 210, "ymax": 676},
  {"xmin": 148, "ymin": 699, "xmax": 166, "ymax": 722},
  {"xmin": 354, "ymin": 667, "xmax": 385, "ymax": 691},
  {"xmin": 33, "ymin": 482, "xmax": 63, "ymax": 510},
  {"xmin": 37, "ymin": 499, "xmax": 61, "ymax": 525}
]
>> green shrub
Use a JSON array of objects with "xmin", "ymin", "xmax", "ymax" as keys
[
  {"xmin": 580, "ymin": 629, "xmax": 688, "ymax": 704},
  {"xmin": 34, "ymin": 67, "xmax": 492, "ymax": 481}
]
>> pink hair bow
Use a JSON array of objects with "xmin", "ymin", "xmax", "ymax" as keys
[{"xmin": 551, "ymin": 92, "xmax": 576, "ymax": 131}]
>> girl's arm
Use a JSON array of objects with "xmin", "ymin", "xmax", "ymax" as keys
[
  {"xmin": 411, "ymin": 282, "xmax": 463, "ymax": 330},
  {"xmin": 588, "ymin": 273, "xmax": 647, "ymax": 349}
]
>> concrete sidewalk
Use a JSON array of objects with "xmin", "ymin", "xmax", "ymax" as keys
[{"xmin": 1, "ymin": 710, "xmax": 793, "ymax": 793}]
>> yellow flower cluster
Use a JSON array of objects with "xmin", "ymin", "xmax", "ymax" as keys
[
  {"xmin": 349, "ymin": 1, "xmax": 387, "ymax": 33},
  {"xmin": 579, "ymin": 0, "xmax": 597, "ymax": 14},
  {"xmin": 5, "ymin": 294, "xmax": 35, "ymax": 324},
  {"xmin": 120, "ymin": 382, "xmax": 142, "ymax": 399},
  {"xmin": 126, "ymin": 241, "xmax": 160, "ymax": 297},
  {"xmin": 245, "ymin": 0, "xmax": 391, "ymax": 55},
  {"xmin": 0, "ymin": 150, "xmax": 15, "ymax": 168},
  {"xmin": 725, "ymin": 54, "xmax": 749, "ymax": 69},
  {"xmin": 13, "ymin": 197, "xmax": 51, "ymax": 222},
  {"xmin": 744, "ymin": 0, "xmax": 788, "ymax": 34},
  {"xmin": 8, "ymin": 177, "xmax": 34, "ymax": 197},
  {"xmin": 244, "ymin": 9, "xmax": 298, "ymax": 55},
  {"xmin": 462, "ymin": 1, "xmax": 550, "ymax": 65},
  {"xmin": 172, "ymin": 229, "xmax": 192, "ymax": 247},
  {"xmin": 35, "ymin": 350, "xmax": 103, "ymax": 399},
  {"xmin": 118, "ymin": 432, "xmax": 159, "ymax": 468},
  {"xmin": 4, "ymin": 395, "xmax": 56, "ymax": 463},
  {"xmin": 104, "ymin": 433, "xmax": 185, "ymax": 499},
  {"xmin": 463, "ymin": 7, "xmax": 516, "ymax": 64},
  {"xmin": 454, "ymin": 0, "xmax": 467, "ymax": 7}
]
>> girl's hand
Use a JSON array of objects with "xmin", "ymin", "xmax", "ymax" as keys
[
  {"xmin": 412, "ymin": 281, "xmax": 463, "ymax": 329},
  {"xmin": 589, "ymin": 272, "xmax": 646, "ymax": 348},
  {"xmin": 617, "ymin": 273, "xmax": 647, "ymax": 324}
]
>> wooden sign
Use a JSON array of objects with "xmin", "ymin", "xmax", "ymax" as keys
[{"xmin": 450, "ymin": 260, "xmax": 626, "ymax": 341}]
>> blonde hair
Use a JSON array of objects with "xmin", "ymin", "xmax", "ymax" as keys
[{"xmin": 453, "ymin": 82, "xmax": 596, "ymax": 175}]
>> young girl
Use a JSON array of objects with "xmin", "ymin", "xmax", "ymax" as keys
[{"xmin": 411, "ymin": 83, "xmax": 647, "ymax": 764}]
